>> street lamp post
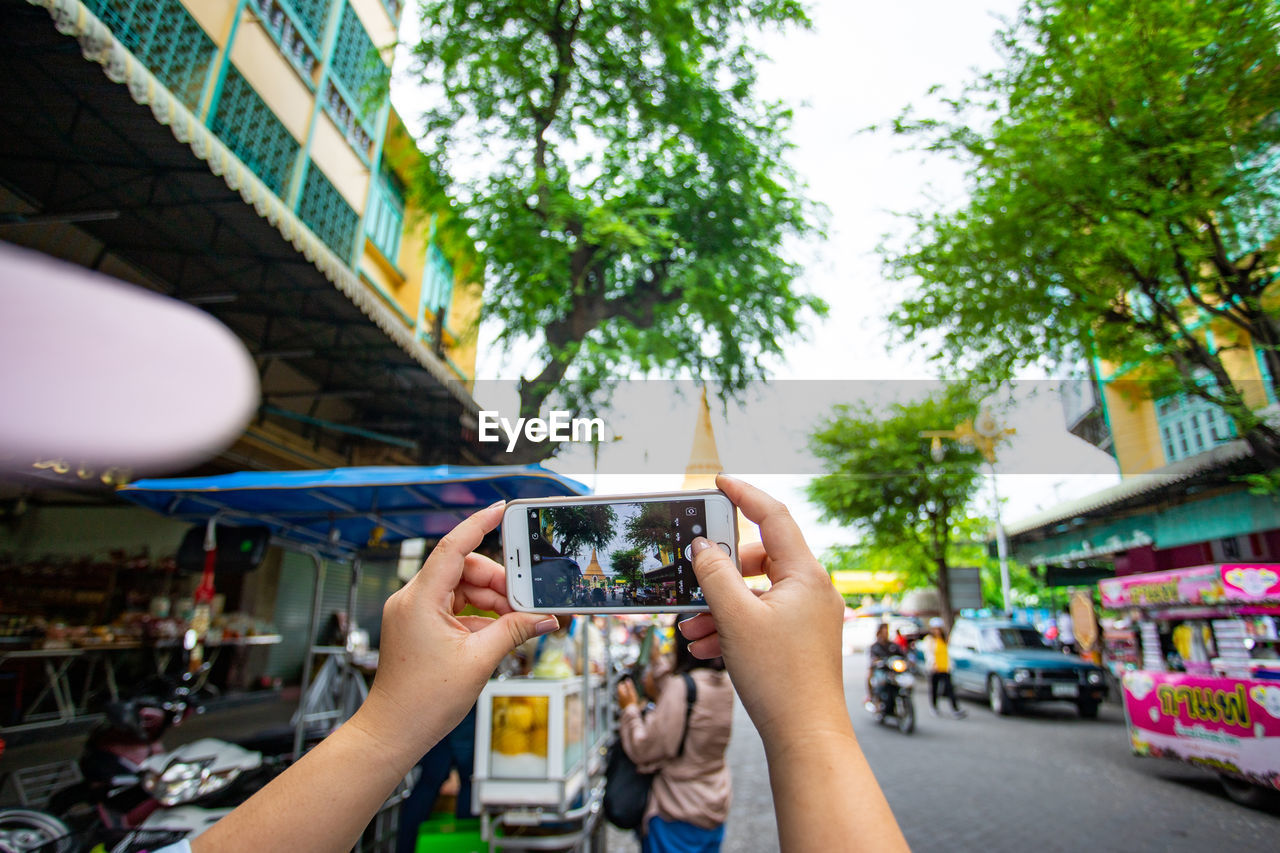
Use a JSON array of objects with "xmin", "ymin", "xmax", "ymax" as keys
[
  {"xmin": 922, "ymin": 407, "xmax": 1016, "ymax": 615},
  {"xmin": 987, "ymin": 458, "xmax": 1012, "ymax": 615}
]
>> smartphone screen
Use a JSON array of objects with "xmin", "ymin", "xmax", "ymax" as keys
[{"xmin": 524, "ymin": 498, "xmax": 712, "ymax": 609}]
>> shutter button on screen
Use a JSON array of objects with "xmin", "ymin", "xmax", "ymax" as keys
[{"xmin": 683, "ymin": 542, "xmax": 733, "ymax": 560}]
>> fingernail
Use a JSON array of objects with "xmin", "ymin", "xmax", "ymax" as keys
[
  {"xmin": 534, "ymin": 618, "xmax": 559, "ymax": 636},
  {"xmin": 488, "ymin": 500, "xmax": 506, "ymax": 510},
  {"xmin": 716, "ymin": 473, "xmax": 740, "ymax": 484},
  {"xmin": 691, "ymin": 537, "xmax": 713, "ymax": 555}
]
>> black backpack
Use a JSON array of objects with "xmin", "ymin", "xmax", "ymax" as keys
[{"xmin": 603, "ymin": 673, "xmax": 697, "ymax": 830}]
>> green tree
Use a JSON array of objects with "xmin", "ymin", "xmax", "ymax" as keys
[
  {"xmin": 821, "ymin": 522, "xmax": 1043, "ymax": 611},
  {"xmin": 807, "ymin": 387, "xmax": 985, "ymax": 626},
  {"xmin": 543, "ymin": 505, "xmax": 617, "ymax": 557},
  {"xmin": 623, "ymin": 503, "xmax": 675, "ymax": 561},
  {"xmin": 882, "ymin": 0, "xmax": 1280, "ymax": 469},
  {"xmin": 411, "ymin": 0, "xmax": 825, "ymax": 458},
  {"xmin": 609, "ymin": 545, "xmax": 646, "ymax": 586}
]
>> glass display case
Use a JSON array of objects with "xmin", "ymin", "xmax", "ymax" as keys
[{"xmin": 474, "ymin": 675, "xmax": 603, "ymax": 810}]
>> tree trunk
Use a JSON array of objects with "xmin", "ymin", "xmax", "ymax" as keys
[{"xmin": 934, "ymin": 555, "xmax": 953, "ymax": 630}]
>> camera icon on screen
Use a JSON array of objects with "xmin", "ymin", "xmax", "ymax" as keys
[{"xmin": 685, "ymin": 507, "xmax": 697, "ymax": 516}]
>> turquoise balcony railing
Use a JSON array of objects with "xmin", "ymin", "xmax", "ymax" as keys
[
  {"xmin": 299, "ymin": 162, "xmax": 359, "ymax": 261},
  {"xmin": 209, "ymin": 68, "xmax": 300, "ymax": 197},
  {"xmin": 83, "ymin": 0, "xmax": 216, "ymax": 110}
]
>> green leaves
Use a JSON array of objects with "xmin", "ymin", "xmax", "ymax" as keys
[
  {"xmin": 808, "ymin": 386, "xmax": 989, "ymax": 619},
  {"xmin": 807, "ymin": 387, "xmax": 984, "ymax": 552},
  {"xmin": 409, "ymin": 1, "xmax": 824, "ymax": 430},
  {"xmin": 882, "ymin": 0, "xmax": 1280, "ymax": 448}
]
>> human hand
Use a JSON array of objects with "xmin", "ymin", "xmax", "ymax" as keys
[
  {"xmin": 679, "ymin": 475, "xmax": 848, "ymax": 747},
  {"xmin": 616, "ymin": 678, "xmax": 639, "ymax": 710},
  {"xmin": 351, "ymin": 502, "xmax": 559, "ymax": 756}
]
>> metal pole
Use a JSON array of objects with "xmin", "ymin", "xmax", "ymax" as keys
[
  {"xmin": 295, "ymin": 549, "xmax": 326, "ymax": 761},
  {"xmin": 989, "ymin": 461, "xmax": 1012, "ymax": 615}
]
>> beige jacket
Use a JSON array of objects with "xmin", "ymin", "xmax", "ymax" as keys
[{"xmin": 619, "ymin": 667, "xmax": 734, "ymax": 830}]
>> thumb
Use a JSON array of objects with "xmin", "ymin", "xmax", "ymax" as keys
[
  {"xmin": 473, "ymin": 611, "xmax": 559, "ymax": 664},
  {"xmin": 690, "ymin": 537, "xmax": 756, "ymax": 618}
]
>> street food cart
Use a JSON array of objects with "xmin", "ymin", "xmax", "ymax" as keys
[
  {"xmin": 117, "ymin": 465, "xmax": 591, "ymax": 850},
  {"xmin": 1099, "ymin": 563, "xmax": 1280, "ymax": 807},
  {"xmin": 471, "ymin": 633, "xmax": 614, "ymax": 852}
]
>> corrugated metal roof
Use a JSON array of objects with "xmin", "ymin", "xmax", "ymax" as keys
[{"xmin": 1004, "ymin": 439, "xmax": 1253, "ymax": 538}]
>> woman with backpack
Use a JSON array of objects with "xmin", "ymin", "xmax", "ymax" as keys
[{"xmin": 616, "ymin": 630, "xmax": 734, "ymax": 853}]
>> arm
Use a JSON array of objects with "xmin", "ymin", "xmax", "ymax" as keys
[
  {"xmin": 191, "ymin": 502, "xmax": 558, "ymax": 853},
  {"xmin": 679, "ymin": 475, "xmax": 909, "ymax": 853},
  {"xmin": 616, "ymin": 673, "xmax": 686, "ymax": 767}
]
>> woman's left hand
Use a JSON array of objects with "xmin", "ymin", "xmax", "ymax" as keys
[
  {"xmin": 350, "ymin": 502, "xmax": 559, "ymax": 755},
  {"xmin": 617, "ymin": 678, "xmax": 639, "ymax": 710}
]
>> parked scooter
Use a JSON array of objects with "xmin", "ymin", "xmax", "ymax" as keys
[
  {"xmin": 869, "ymin": 654, "xmax": 917, "ymax": 735},
  {"xmin": 0, "ymin": 807, "xmax": 75, "ymax": 853},
  {"xmin": 50, "ymin": 676, "xmax": 287, "ymax": 850}
]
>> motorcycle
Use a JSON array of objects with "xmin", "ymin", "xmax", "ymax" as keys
[
  {"xmin": 50, "ymin": 677, "xmax": 288, "ymax": 851},
  {"xmin": 869, "ymin": 654, "xmax": 917, "ymax": 735}
]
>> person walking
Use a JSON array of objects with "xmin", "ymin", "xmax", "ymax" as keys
[
  {"xmin": 616, "ymin": 631, "xmax": 733, "ymax": 853},
  {"xmin": 921, "ymin": 618, "xmax": 965, "ymax": 719}
]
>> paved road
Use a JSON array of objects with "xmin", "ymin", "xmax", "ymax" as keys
[
  {"xmin": 8, "ymin": 662, "xmax": 1278, "ymax": 852},
  {"xmin": 617, "ymin": 655, "xmax": 1280, "ymax": 852}
]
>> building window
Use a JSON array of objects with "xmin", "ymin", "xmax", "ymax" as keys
[
  {"xmin": 250, "ymin": 0, "xmax": 322, "ymax": 85},
  {"xmin": 209, "ymin": 68, "xmax": 300, "ymax": 197},
  {"xmin": 283, "ymin": 0, "xmax": 331, "ymax": 44},
  {"xmin": 380, "ymin": 0, "xmax": 404, "ymax": 24},
  {"xmin": 1155, "ymin": 390, "xmax": 1235, "ymax": 464},
  {"xmin": 85, "ymin": 0, "xmax": 217, "ymax": 110},
  {"xmin": 320, "ymin": 4, "xmax": 388, "ymax": 160},
  {"xmin": 418, "ymin": 242, "xmax": 454, "ymax": 334},
  {"xmin": 299, "ymin": 163, "xmax": 359, "ymax": 262},
  {"xmin": 366, "ymin": 167, "xmax": 404, "ymax": 265},
  {"xmin": 329, "ymin": 4, "xmax": 388, "ymax": 106}
]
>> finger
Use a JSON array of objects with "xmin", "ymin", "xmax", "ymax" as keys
[
  {"xmin": 737, "ymin": 541, "xmax": 770, "ymax": 578},
  {"xmin": 457, "ymin": 614, "xmax": 495, "ymax": 633},
  {"xmin": 687, "ymin": 634, "xmax": 724, "ymax": 659},
  {"xmin": 462, "ymin": 553, "xmax": 508, "ymax": 595},
  {"xmin": 471, "ymin": 611, "xmax": 559, "ymax": 664},
  {"xmin": 678, "ymin": 614, "xmax": 717, "ymax": 641},
  {"xmin": 456, "ymin": 582, "xmax": 514, "ymax": 616},
  {"xmin": 689, "ymin": 537, "xmax": 757, "ymax": 620},
  {"xmin": 419, "ymin": 502, "xmax": 505, "ymax": 599},
  {"xmin": 716, "ymin": 475, "xmax": 814, "ymax": 579}
]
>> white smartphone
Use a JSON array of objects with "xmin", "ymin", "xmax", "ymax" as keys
[{"xmin": 502, "ymin": 490, "xmax": 738, "ymax": 614}]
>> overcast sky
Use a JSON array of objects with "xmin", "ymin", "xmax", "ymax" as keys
[{"xmin": 392, "ymin": 0, "xmax": 1122, "ymax": 556}]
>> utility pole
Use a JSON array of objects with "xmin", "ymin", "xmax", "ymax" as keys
[{"xmin": 922, "ymin": 407, "xmax": 1016, "ymax": 614}]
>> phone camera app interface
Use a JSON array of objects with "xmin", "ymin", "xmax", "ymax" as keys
[{"xmin": 527, "ymin": 501, "xmax": 707, "ymax": 608}]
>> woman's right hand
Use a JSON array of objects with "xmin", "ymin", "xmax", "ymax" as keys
[{"xmin": 680, "ymin": 474, "xmax": 849, "ymax": 746}]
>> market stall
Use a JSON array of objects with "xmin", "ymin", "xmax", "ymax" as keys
[
  {"xmin": 1099, "ymin": 563, "xmax": 1280, "ymax": 807},
  {"xmin": 116, "ymin": 465, "xmax": 596, "ymax": 851}
]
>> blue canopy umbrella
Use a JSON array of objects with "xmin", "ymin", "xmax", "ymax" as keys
[
  {"xmin": 117, "ymin": 465, "xmax": 590, "ymax": 757},
  {"xmin": 118, "ymin": 464, "xmax": 590, "ymax": 560}
]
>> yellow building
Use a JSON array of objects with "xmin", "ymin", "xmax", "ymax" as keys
[
  {"xmin": 1008, "ymin": 321, "xmax": 1280, "ymax": 577},
  {"xmin": 1, "ymin": 0, "xmax": 490, "ymax": 472}
]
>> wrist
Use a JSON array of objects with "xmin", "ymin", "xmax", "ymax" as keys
[
  {"xmin": 754, "ymin": 697, "xmax": 855, "ymax": 754},
  {"xmin": 349, "ymin": 692, "xmax": 441, "ymax": 773},
  {"xmin": 762, "ymin": 719, "xmax": 859, "ymax": 767}
]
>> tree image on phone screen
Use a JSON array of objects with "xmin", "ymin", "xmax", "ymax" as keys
[{"xmin": 527, "ymin": 500, "xmax": 708, "ymax": 608}]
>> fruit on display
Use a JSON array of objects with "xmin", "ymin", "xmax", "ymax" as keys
[{"xmin": 492, "ymin": 695, "xmax": 550, "ymax": 757}]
